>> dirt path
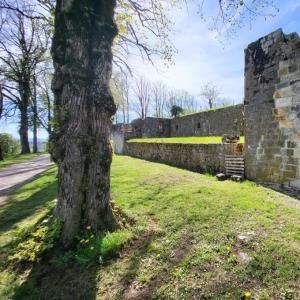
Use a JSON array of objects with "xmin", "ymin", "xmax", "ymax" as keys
[{"xmin": 0, "ymin": 154, "xmax": 53, "ymax": 205}]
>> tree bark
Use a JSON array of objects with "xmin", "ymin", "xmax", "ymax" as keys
[
  {"xmin": 19, "ymin": 105, "xmax": 30, "ymax": 154},
  {"xmin": 46, "ymin": 92, "xmax": 52, "ymax": 134},
  {"xmin": 32, "ymin": 77, "xmax": 38, "ymax": 153},
  {"xmin": 19, "ymin": 81, "xmax": 31, "ymax": 154},
  {"xmin": 0, "ymin": 145, "xmax": 3, "ymax": 161},
  {"xmin": 51, "ymin": 0, "xmax": 118, "ymax": 247}
]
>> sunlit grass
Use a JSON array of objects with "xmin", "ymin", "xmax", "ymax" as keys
[
  {"xmin": 0, "ymin": 153, "xmax": 43, "ymax": 169},
  {"xmin": 0, "ymin": 155, "xmax": 299, "ymax": 299},
  {"xmin": 128, "ymin": 136, "xmax": 245, "ymax": 144}
]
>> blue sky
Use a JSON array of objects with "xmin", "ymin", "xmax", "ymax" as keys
[
  {"xmin": 129, "ymin": 0, "xmax": 300, "ymax": 101},
  {"xmin": 1, "ymin": 0, "xmax": 300, "ymax": 140}
]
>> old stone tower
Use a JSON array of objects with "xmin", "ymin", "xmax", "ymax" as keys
[{"xmin": 244, "ymin": 29, "xmax": 300, "ymax": 188}]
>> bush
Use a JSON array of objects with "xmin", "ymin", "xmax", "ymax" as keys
[{"xmin": 0, "ymin": 133, "xmax": 20, "ymax": 160}]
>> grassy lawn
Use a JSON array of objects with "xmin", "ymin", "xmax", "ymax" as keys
[
  {"xmin": 0, "ymin": 155, "xmax": 299, "ymax": 299},
  {"xmin": 0, "ymin": 153, "xmax": 43, "ymax": 170},
  {"xmin": 128, "ymin": 136, "xmax": 245, "ymax": 144}
]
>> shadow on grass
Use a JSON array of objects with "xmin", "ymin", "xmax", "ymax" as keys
[
  {"xmin": 0, "ymin": 181, "xmax": 57, "ymax": 235},
  {"xmin": 12, "ymin": 257, "xmax": 99, "ymax": 300},
  {"xmin": 10, "ymin": 232, "xmax": 154, "ymax": 300},
  {"xmin": 258, "ymin": 181, "xmax": 300, "ymax": 201},
  {"xmin": 9, "ymin": 221, "xmax": 194, "ymax": 300},
  {"xmin": 118, "ymin": 231, "xmax": 193, "ymax": 300},
  {"xmin": 11, "ymin": 228, "xmax": 157, "ymax": 300}
]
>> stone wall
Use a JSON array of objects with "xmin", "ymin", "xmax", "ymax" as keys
[
  {"xmin": 140, "ymin": 117, "xmax": 171, "ymax": 138},
  {"xmin": 112, "ymin": 104, "xmax": 244, "ymax": 149},
  {"xmin": 111, "ymin": 126, "xmax": 125, "ymax": 154},
  {"xmin": 170, "ymin": 104, "xmax": 244, "ymax": 137},
  {"xmin": 125, "ymin": 142, "xmax": 244, "ymax": 174},
  {"xmin": 244, "ymin": 29, "xmax": 300, "ymax": 189},
  {"xmin": 113, "ymin": 29, "xmax": 300, "ymax": 190}
]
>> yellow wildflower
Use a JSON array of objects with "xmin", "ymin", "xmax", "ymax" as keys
[
  {"xmin": 244, "ymin": 291, "xmax": 251, "ymax": 298},
  {"xmin": 85, "ymin": 239, "xmax": 90, "ymax": 243},
  {"xmin": 80, "ymin": 239, "xmax": 85, "ymax": 244}
]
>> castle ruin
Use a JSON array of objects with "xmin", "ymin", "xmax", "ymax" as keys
[{"xmin": 112, "ymin": 29, "xmax": 300, "ymax": 190}]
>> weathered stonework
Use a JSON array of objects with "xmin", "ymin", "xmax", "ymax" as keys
[
  {"xmin": 244, "ymin": 29, "xmax": 300, "ymax": 189},
  {"xmin": 113, "ymin": 29, "xmax": 300, "ymax": 190},
  {"xmin": 111, "ymin": 118, "xmax": 171, "ymax": 154},
  {"xmin": 113, "ymin": 104, "xmax": 244, "ymax": 144},
  {"xmin": 171, "ymin": 105, "xmax": 244, "ymax": 137},
  {"xmin": 125, "ymin": 142, "xmax": 244, "ymax": 174}
]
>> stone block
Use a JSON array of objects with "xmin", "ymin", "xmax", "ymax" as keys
[
  {"xmin": 279, "ymin": 120, "xmax": 293, "ymax": 129},
  {"xmin": 289, "ymin": 179, "xmax": 300, "ymax": 189},
  {"xmin": 293, "ymin": 148, "xmax": 300, "ymax": 158},
  {"xmin": 273, "ymin": 90, "xmax": 283, "ymax": 99},
  {"xmin": 216, "ymin": 173, "xmax": 226, "ymax": 181},
  {"xmin": 278, "ymin": 67, "xmax": 289, "ymax": 76}
]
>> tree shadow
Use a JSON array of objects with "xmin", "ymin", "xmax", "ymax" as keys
[
  {"xmin": 115, "ymin": 230, "xmax": 193, "ymax": 300},
  {"xmin": 11, "ymin": 230, "xmax": 155, "ymax": 300},
  {"xmin": 0, "ymin": 181, "xmax": 57, "ymax": 235},
  {"xmin": 0, "ymin": 166, "xmax": 52, "ymax": 179},
  {"xmin": 12, "ymin": 254, "xmax": 99, "ymax": 300},
  {"xmin": 0, "ymin": 169, "xmax": 55, "ymax": 198},
  {"xmin": 9, "ymin": 222, "xmax": 193, "ymax": 300}
]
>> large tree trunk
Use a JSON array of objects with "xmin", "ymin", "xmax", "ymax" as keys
[
  {"xmin": 46, "ymin": 92, "xmax": 52, "ymax": 135},
  {"xmin": 32, "ymin": 78, "xmax": 38, "ymax": 153},
  {"xmin": 19, "ymin": 79, "xmax": 31, "ymax": 154},
  {"xmin": 51, "ymin": 0, "xmax": 118, "ymax": 247},
  {"xmin": 19, "ymin": 103, "xmax": 31, "ymax": 154},
  {"xmin": 0, "ymin": 85, "xmax": 3, "ymax": 160},
  {"xmin": 0, "ymin": 145, "xmax": 3, "ymax": 161}
]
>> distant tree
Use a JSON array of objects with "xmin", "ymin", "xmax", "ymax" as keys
[
  {"xmin": 170, "ymin": 105, "xmax": 183, "ymax": 118},
  {"xmin": 35, "ymin": 70, "xmax": 54, "ymax": 135},
  {"xmin": 152, "ymin": 82, "xmax": 167, "ymax": 118},
  {"xmin": 0, "ymin": 83, "xmax": 3, "ymax": 119},
  {"xmin": 176, "ymin": 90, "xmax": 200, "ymax": 114},
  {"xmin": 164, "ymin": 89, "xmax": 200, "ymax": 116},
  {"xmin": 216, "ymin": 97, "xmax": 235, "ymax": 107},
  {"xmin": 111, "ymin": 72, "xmax": 130, "ymax": 124},
  {"xmin": 0, "ymin": 133, "xmax": 20, "ymax": 161},
  {"xmin": 0, "ymin": 9, "xmax": 49, "ymax": 153},
  {"xmin": 200, "ymin": 82, "xmax": 221, "ymax": 109},
  {"xmin": 132, "ymin": 77, "xmax": 151, "ymax": 119}
]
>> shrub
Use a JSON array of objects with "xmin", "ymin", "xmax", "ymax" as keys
[{"xmin": 0, "ymin": 133, "xmax": 20, "ymax": 160}]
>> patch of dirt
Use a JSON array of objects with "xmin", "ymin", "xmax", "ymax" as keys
[
  {"xmin": 111, "ymin": 202, "xmax": 136, "ymax": 227},
  {"xmin": 121, "ymin": 230, "xmax": 193, "ymax": 300}
]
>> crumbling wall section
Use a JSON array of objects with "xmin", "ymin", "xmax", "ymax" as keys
[
  {"xmin": 170, "ymin": 104, "xmax": 244, "ymax": 137},
  {"xmin": 244, "ymin": 29, "xmax": 300, "ymax": 189}
]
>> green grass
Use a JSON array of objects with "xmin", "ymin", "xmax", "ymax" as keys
[
  {"xmin": 128, "ymin": 136, "xmax": 245, "ymax": 144},
  {"xmin": 0, "ymin": 153, "xmax": 43, "ymax": 169},
  {"xmin": 0, "ymin": 155, "xmax": 300, "ymax": 299}
]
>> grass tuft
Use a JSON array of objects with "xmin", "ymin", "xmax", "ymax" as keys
[{"xmin": 100, "ymin": 229, "xmax": 133, "ymax": 259}]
